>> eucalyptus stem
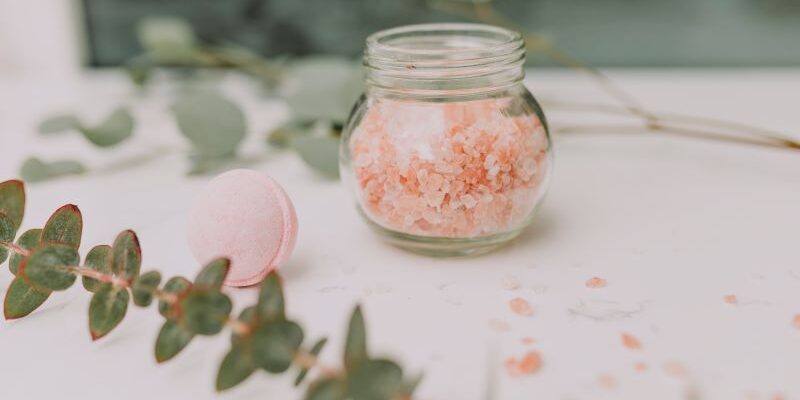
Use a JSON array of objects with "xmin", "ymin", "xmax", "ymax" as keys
[
  {"xmin": 0, "ymin": 241, "xmax": 30, "ymax": 257},
  {"xmin": 67, "ymin": 266, "xmax": 131, "ymax": 287}
]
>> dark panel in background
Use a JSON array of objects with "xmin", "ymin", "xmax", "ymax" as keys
[{"xmin": 82, "ymin": 0, "xmax": 800, "ymax": 67}]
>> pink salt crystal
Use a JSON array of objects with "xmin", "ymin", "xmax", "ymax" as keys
[
  {"xmin": 187, "ymin": 169, "xmax": 298, "ymax": 287},
  {"xmin": 597, "ymin": 373, "xmax": 617, "ymax": 390},
  {"xmin": 505, "ymin": 351, "xmax": 542, "ymax": 377},
  {"xmin": 634, "ymin": 362, "xmax": 648, "ymax": 371},
  {"xmin": 621, "ymin": 333, "xmax": 642, "ymax": 350},
  {"xmin": 724, "ymin": 294, "xmax": 738, "ymax": 304},
  {"xmin": 350, "ymin": 97, "xmax": 549, "ymax": 238},
  {"xmin": 509, "ymin": 297, "xmax": 534, "ymax": 317},
  {"xmin": 792, "ymin": 314, "xmax": 800, "ymax": 330},
  {"xmin": 585, "ymin": 277, "xmax": 608, "ymax": 289}
]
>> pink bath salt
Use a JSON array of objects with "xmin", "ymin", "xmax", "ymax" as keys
[
  {"xmin": 585, "ymin": 276, "xmax": 607, "ymax": 289},
  {"xmin": 509, "ymin": 297, "xmax": 534, "ymax": 317},
  {"xmin": 723, "ymin": 294, "xmax": 738, "ymax": 304},
  {"xmin": 187, "ymin": 169, "xmax": 298, "ymax": 287},
  {"xmin": 505, "ymin": 351, "xmax": 542, "ymax": 377},
  {"xmin": 350, "ymin": 97, "xmax": 550, "ymax": 238},
  {"xmin": 793, "ymin": 314, "xmax": 800, "ymax": 330},
  {"xmin": 621, "ymin": 333, "xmax": 642, "ymax": 350}
]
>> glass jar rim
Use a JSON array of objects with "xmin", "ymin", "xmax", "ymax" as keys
[
  {"xmin": 364, "ymin": 23, "xmax": 526, "ymax": 97},
  {"xmin": 366, "ymin": 23, "xmax": 524, "ymax": 63}
]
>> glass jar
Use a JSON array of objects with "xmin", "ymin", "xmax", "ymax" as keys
[{"xmin": 340, "ymin": 23, "xmax": 552, "ymax": 256}]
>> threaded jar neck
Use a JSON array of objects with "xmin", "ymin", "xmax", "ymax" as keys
[{"xmin": 364, "ymin": 23, "xmax": 526, "ymax": 98}]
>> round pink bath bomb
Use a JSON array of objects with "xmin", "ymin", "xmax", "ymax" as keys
[{"xmin": 187, "ymin": 169, "xmax": 298, "ymax": 287}]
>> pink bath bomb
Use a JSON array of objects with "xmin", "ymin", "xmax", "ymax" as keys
[{"xmin": 187, "ymin": 169, "xmax": 298, "ymax": 287}]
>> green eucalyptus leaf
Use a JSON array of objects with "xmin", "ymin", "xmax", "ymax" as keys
[
  {"xmin": 41, "ymin": 204, "xmax": 82, "ymax": 249},
  {"xmin": 295, "ymin": 337, "xmax": 328, "ymax": 386},
  {"xmin": 82, "ymin": 245, "xmax": 112, "ymax": 292},
  {"xmin": 112, "ymin": 230, "xmax": 141, "ymax": 281},
  {"xmin": 3, "ymin": 277, "xmax": 50, "ymax": 319},
  {"xmin": 0, "ymin": 214, "xmax": 15, "ymax": 264},
  {"xmin": 159, "ymin": 276, "xmax": 192, "ymax": 318},
  {"xmin": 79, "ymin": 107, "xmax": 135, "ymax": 147},
  {"xmin": 0, "ymin": 179, "xmax": 25, "ymax": 230},
  {"xmin": 38, "ymin": 114, "xmax": 80, "ymax": 134},
  {"xmin": 172, "ymin": 91, "xmax": 246, "ymax": 159},
  {"xmin": 10, "ymin": 228, "xmax": 41, "ymax": 275},
  {"xmin": 20, "ymin": 244, "xmax": 79, "ymax": 291},
  {"xmin": 132, "ymin": 270, "xmax": 162, "ymax": 307},
  {"xmin": 291, "ymin": 123, "xmax": 341, "ymax": 179},
  {"xmin": 251, "ymin": 319, "xmax": 304, "ymax": 373},
  {"xmin": 137, "ymin": 16, "xmax": 196, "ymax": 63},
  {"xmin": 304, "ymin": 377, "xmax": 347, "ymax": 400},
  {"xmin": 20, "ymin": 157, "xmax": 86, "ymax": 183},
  {"xmin": 179, "ymin": 290, "xmax": 232, "ymax": 335},
  {"xmin": 344, "ymin": 305, "xmax": 368, "ymax": 371},
  {"xmin": 194, "ymin": 258, "xmax": 230, "ymax": 289},
  {"xmin": 346, "ymin": 359, "xmax": 404, "ymax": 400},
  {"xmin": 279, "ymin": 57, "xmax": 363, "ymax": 122},
  {"xmin": 215, "ymin": 343, "xmax": 256, "ymax": 392},
  {"xmin": 256, "ymin": 271, "xmax": 285, "ymax": 322},
  {"xmin": 89, "ymin": 283, "xmax": 130, "ymax": 340},
  {"xmin": 155, "ymin": 319, "xmax": 195, "ymax": 363}
]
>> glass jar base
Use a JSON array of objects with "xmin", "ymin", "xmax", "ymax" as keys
[{"xmin": 364, "ymin": 217, "xmax": 523, "ymax": 257}]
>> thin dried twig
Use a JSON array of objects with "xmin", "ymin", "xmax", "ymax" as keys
[{"xmin": 428, "ymin": 0, "xmax": 800, "ymax": 151}]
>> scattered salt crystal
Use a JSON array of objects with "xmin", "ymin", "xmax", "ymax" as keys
[
  {"xmin": 509, "ymin": 297, "xmax": 533, "ymax": 317},
  {"xmin": 723, "ymin": 294, "xmax": 738, "ymax": 304},
  {"xmin": 621, "ymin": 333, "xmax": 642, "ymax": 350},
  {"xmin": 505, "ymin": 351, "xmax": 542, "ymax": 377},
  {"xmin": 585, "ymin": 277, "xmax": 607, "ymax": 289},
  {"xmin": 634, "ymin": 362, "xmax": 647, "ymax": 371},
  {"xmin": 792, "ymin": 314, "xmax": 800, "ymax": 329}
]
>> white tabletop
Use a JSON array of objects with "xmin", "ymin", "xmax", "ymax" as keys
[{"xmin": 1, "ymin": 69, "xmax": 799, "ymax": 400}]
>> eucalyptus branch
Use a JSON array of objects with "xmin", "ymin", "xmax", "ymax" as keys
[
  {"xmin": 429, "ymin": 0, "xmax": 800, "ymax": 152},
  {"xmin": 0, "ymin": 179, "xmax": 420, "ymax": 399}
]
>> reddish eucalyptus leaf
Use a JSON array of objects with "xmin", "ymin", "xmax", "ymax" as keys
[
  {"xmin": 112, "ymin": 230, "xmax": 141, "ymax": 281},
  {"xmin": 0, "ymin": 180, "xmax": 25, "ymax": 231},
  {"xmin": 41, "ymin": 204, "xmax": 82, "ymax": 249},
  {"xmin": 89, "ymin": 283, "xmax": 130, "ymax": 340},
  {"xmin": 194, "ymin": 258, "xmax": 230, "ymax": 290},
  {"xmin": 4, "ymin": 277, "xmax": 50, "ymax": 319},
  {"xmin": 0, "ymin": 214, "xmax": 15, "ymax": 264},
  {"xmin": 82, "ymin": 245, "xmax": 112, "ymax": 292}
]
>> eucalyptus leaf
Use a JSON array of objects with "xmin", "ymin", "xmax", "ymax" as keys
[
  {"xmin": 0, "ymin": 179, "xmax": 25, "ymax": 230},
  {"xmin": 267, "ymin": 120, "xmax": 314, "ymax": 149},
  {"xmin": 180, "ymin": 290, "xmax": 232, "ymax": 335},
  {"xmin": 3, "ymin": 277, "xmax": 50, "ymax": 319},
  {"xmin": 82, "ymin": 245, "xmax": 112, "ymax": 292},
  {"xmin": 251, "ymin": 319, "xmax": 304, "ymax": 373},
  {"xmin": 20, "ymin": 157, "xmax": 86, "ymax": 183},
  {"xmin": 155, "ymin": 319, "xmax": 195, "ymax": 363},
  {"xmin": 89, "ymin": 283, "xmax": 130, "ymax": 340},
  {"xmin": 290, "ymin": 122, "xmax": 341, "ymax": 179},
  {"xmin": 172, "ymin": 91, "xmax": 246, "ymax": 159},
  {"xmin": 215, "ymin": 343, "xmax": 256, "ymax": 392},
  {"xmin": 0, "ymin": 214, "xmax": 15, "ymax": 264},
  {"xmin": 38, "ymin": 114, "xmax": 80, "ymax": 134},
  {"xmin": 295, "ymin": 337, "xmax": 328, "ymax": 386},
  {"xmin": 112, "ymin": 230, "xmax": 141, "ymax": 281},
  {"xmin": 132, "ymin": 270, "xmax": 162, "ymax": 307},
  {"xmin": 256, "ymin": 271, "xmax": 285, "ymax": 322},
  {"xmin": 304, "ymin": 377, "xmax": 347, "ymax": 400},
  {"xmin": 79, "ymin": 107, "xmax": 135, "ymax": 147},
  {"xmin": 279, "ymin": 57, "xmax": 364, "ymax": 122},
  {"xmin": 346, "ymin": 359, "xmax": 404, "ymax": 400},
  {"xmin": 41, "ymin": 204, "xmax": 82, "ymax": 249},
  {"xmin": 21, "ymin": 244, "xmax": 79, "ymax": 291},
  {"xmin": 344, "ymin": 305, "xmax": 368, "ymax": 371},
  {"xmin": 194, "ymin": 258, "xmax": 230, "ymax": 290},
  {"xmin": 159, "ymin": 276, "xmax": 192, "ymax": 318},
  {"xmin": 10, "ymin": 228, "xmax": 41, "ymax": 275},
  {"xmin": 137, "ymin": 16, "xmax": 196, "ymax": 63}
]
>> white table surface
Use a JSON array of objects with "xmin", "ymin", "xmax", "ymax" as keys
[{"xmin": 1, "ymin": 69, "xmax": 799, "ymax": 400}]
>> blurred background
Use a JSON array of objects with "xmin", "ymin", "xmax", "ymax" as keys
[{"xmin": 2, "ymin": 0, "xmax": 800, "ymax": 78}]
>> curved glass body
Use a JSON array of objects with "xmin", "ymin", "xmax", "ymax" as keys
[{"xmin": 340, "ymin": 24, "xmax": 552, "ymax": 256}]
